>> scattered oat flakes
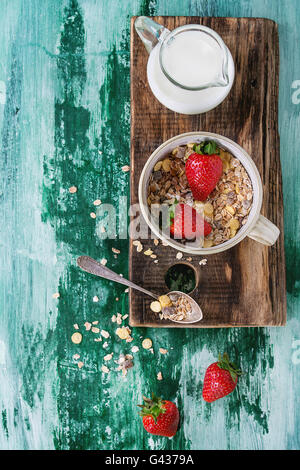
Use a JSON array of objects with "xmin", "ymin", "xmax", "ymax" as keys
[
  {"xmin": 111, "ymin": 314, "xmax": 117, "ymax": 323},
  {"xmin": 154, "ymin": 239, "xmax": 159, "ymax": 246},
  {"xmin": 131, "ymin": 346, "xmax": 139, "ymax": 353},
  {"xmin": 93, "ymin": 296, "xmax": 99, "ymax": 302},
  {"xmin": 77, "ymin": 361, "xmax": 84, "ymax": 369},
  {"xmin": 93, "ymin": 199, "xmax": 102, "ymax": 206},
  {"xmin": 159, "ymin": 348, "xmax": 168, "ymax": 355},
  {"xmin": 154, "ymin": 259, "xmax": 159, "ymax": 264},
  {"xmin": 115, "ymin": 353, "xmax": 134, "ymax": 375},
  {"xmin": 157, "ymin": 371, "xmax": 163, "ymax": 381},
  {"xmin": 112, "ymin": 247, "xmax": 120, "ymax": 254},
  {"xmin": 124, "ymin": 288, "xmax": 129, "ymax": 293},
  {"xmin": 199, "ymin": 259, "xmax": 207, "ymax": 266},
  {"xmin": 52, "ymin": 292, "xmax": 60, "ymax": 299},
  {"xmin": 126, "ymin": 336, "xmax": 134, "ymax": 343},
  {"xmin": 103, "ymin": 341, "xmax": 108, "ymax": 349},
  {"xmin": 101, "ymin": 330, "xmax": 110, "ymax": 339},
  {"xmin": 142, "ymin": 338, "xmax": 152, "ymax": 350},
  {"xmin": 186, "ymin": 257, "xmax": 192, "ymax": 262},
  {"xmin": 162, "ymin": 240, "xmax": 168, "ymax": 246},
  {"xmin": 122, "ymin": 314, "xmax": 128, "ymax": 320},
  {"xmin": 101, "ymin": 365, "xmax": 110, "ymax": 373},
  {"xmin": 94, "ymin": 337, "xmax": 102, "ymax": 342},
  {"xmin": 73, "ymin": 323, "xmax": 79, "ymax": 330},
  {"xmin": 92, "ymin": 327, "xmax": 100, "ymax": 334},
  {"xmin": 100, "ymin": 226, "xmax": 106, "ymax": 233},
  {"xmin": 98, "ymin": 150, "xmax": 102, "ymax": 155},
  {"xmin": 92, "ymin": 321, "xmax": 99, "ymax": 325},
  {"xmin": 90, "ymin": 212, "xmax": 96, "ymax": 219},
  {"xmin": 121, "ymin": 165, "xmax": 130, "ymax": 172},
  {"xmin": 104, "ymin": 353, "xmax": 113, "ymax": 361},
  {"xmin": 69, "ymin": 186, "xmax": 77, "ymax": 194},
  {"xmin": 73, "ymin": 354, "xmax": 80, "ymax": 360},
  {"xmin": 71, "ymin": 332, "xmax": 82, "ymax": 344},
  {"xmin": 84, "ymin": 322, "xmax": 92, "ymax": 331},
  {"xmin": 144, "ymin": 248, "xmax": 153, "ymax": 256},
  {"xmin": 115, "ymin": 297, "xmax": 119, "ymax": 301},
  {"xmin": 100, "ymin": 258, "xmax": 107, "ymax": 266},
  {"xmin": 150, "ymin": 254, "xmax": 157, "ymax": 259},
  {"xmin": 149, "ymin": 348, "xmax": 154, "ymax": 354},
  {"xmin": 176, "ymin": 252, "xmax": 183, "ymax": 260}
]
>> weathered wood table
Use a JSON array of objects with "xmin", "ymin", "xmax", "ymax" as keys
[{"xmin": 0, "ymin": 0, "xmax": 299, "ymax": 450}]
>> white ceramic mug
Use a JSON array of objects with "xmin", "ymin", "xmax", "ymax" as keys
[{"xmin": 138, "ymin": 132, "xmax": 280, "ymax": 255}]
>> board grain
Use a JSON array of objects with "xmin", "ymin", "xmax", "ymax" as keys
[{"xmin": 129, "ymin": 16, "xmax": 286, "ymax": 327}]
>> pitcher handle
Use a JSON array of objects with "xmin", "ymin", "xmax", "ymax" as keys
[
  {"xmin": 134, "ymin": 16, "xmax": 170, "ymax": 54},
  {"xmin": 247, "ymin": 214, "xmax": 280, "ymax": 246}
]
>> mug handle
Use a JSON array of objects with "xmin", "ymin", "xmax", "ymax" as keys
[{"xmin": 247, "ymin": 214, "xmax": 280, "ymax": 246}]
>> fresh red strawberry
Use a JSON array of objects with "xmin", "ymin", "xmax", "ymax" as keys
[
  {"xmin": 185, "ymin": 152, "xmax": 223, "ymax": 201},
  {"xmin": 138, "ymin": 393, "xmax": 179, "ymax": 437},
  {"xmin": 169, "ymin": 203, "xmax": 212, "ymax": 240},
  {"xmin": 202, "ymin": 353, "xmax": 242, "ymax": 403}
]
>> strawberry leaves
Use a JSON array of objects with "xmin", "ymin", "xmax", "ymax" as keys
[
  {"xmin": 193, "ymin": 140, "xmax": 220, "ymax": 156},
  {"xmin": 137, "ymin": 393, "xmax": 166, "ymax": 423},
  {"xmin": 217, "ymin": 353, "xmax": 243, "ymax": 382}
]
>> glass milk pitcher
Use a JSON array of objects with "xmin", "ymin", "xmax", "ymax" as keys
[{"xmin": 135, "ymin": 17, "xmax": 235, "ymax": 115}]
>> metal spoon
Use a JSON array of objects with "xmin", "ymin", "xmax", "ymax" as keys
[{"xmin": 76, "ymin": 256, "xmax": 203, "ymax": 324}]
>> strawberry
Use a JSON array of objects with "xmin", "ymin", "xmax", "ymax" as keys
[
  {"xmin": 185, "ymin": 152, "xmax": 223, "ymax": 201},
  {"xmin": 138, "ymin": 393, "xmax": 179, "ymax": 437},
  {"xmin": 202, "ymin": 353, "xmax": 242, "ymax": 403},
  {"xmin": 169, "ymin": 203, "xmax": 212, "ymax": 240}
]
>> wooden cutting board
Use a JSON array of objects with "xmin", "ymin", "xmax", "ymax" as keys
[{"xmin": 129, "ymin": 16, "xmax": 286, "ymax": 327}]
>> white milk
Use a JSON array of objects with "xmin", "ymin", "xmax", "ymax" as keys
[
  {"xmin": 147, "ymin": 30, "xmax": 235, "ymax": 115},
  {"xmin": 162, "ymin": 31, "xmax": 223, "ymax": 88}
]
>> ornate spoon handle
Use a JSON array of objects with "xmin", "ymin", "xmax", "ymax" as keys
[{"xmin": 77, "ymin": 256, "xmax": 158, "ymax": 300}]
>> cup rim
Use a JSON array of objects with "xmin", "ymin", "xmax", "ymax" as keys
[{"xmin": 138, "ymin": 131, "xmax": 263, "ymax": 255}]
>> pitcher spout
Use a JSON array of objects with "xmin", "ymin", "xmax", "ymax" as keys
[{"xmin": 134, "ymin": 16, "xmax": 170, "ymax": 54}]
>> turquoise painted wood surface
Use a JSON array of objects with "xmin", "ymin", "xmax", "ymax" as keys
[{"xmin": 0, "ymin": 0, "xmax": 299, "ymax": 450}]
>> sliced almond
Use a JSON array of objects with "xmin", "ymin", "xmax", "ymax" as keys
[{"xmin": 159, "ymin": 348, "xmax": 168, "ymax": 355}]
